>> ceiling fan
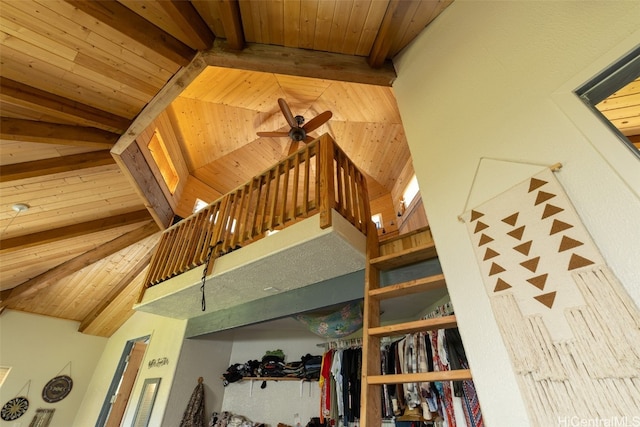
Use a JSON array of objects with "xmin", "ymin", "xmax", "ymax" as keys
[{"xmin": 257, "ymin": 98, "xmax": 332, "ymax": 149}]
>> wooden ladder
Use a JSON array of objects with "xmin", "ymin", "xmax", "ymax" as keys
[{"xmin": 360, "ymin": 224, "xmax": 473, "ymax": 426}]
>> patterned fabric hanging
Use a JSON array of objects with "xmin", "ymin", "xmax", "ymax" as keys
[
  {"xmin": 462, "ymin": 167, "xmax": 640, "ymax": 426},
  {"xmin": 180, "ymin": 378, "xmax": 206, "ymax": 427}
]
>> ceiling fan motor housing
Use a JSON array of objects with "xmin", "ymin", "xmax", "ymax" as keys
[{"xmin": 289, "ymin": 127, "xmax": 307, "ymax": 141}]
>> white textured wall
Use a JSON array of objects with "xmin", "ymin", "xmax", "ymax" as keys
[
  {"xmin": 161, "ymin": 332, "xmax": 234, "ymax": 426},
  {"xmin": 392, "ymin": 1, "xmax": 640, "ymax": 426},
  {"xmin": 220, "ymin": 327, "xmax": 325, "ymax": 427},
  {"xmin": 0, "ymin": 310, "xmax": 106, "ymax": 427},
  {"xmin": 72, "ymin": 311, "xmax": 187, "ymax": 427}
]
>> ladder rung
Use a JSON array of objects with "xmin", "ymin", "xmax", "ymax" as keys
[
  {"xmin": 370, "ymin": 243, "xmax": 437, "ymax": 270},
  {"xmin": 368, "ymin": 315, "xmax": 457, "ymax": 337},
  {"xmin": 369, "ymin": 274, "xmax": 446, "ymax": 300},
  {"xmin": 366, "ymin": 369, "xmax": 472, "ymax": 385}
]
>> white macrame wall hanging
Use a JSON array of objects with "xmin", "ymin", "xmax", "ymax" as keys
[{"xmin": 460, "ymin": 165, "xmax": 640, "ymax": 426}]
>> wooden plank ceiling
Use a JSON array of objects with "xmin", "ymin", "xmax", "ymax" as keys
[
  {"xmin": 2, "ymin": 1, "xmax": 636, "ymax": 338},
  {"xmin": 0, "ymin": 0, "xmax": 453, "ymax": 337}
]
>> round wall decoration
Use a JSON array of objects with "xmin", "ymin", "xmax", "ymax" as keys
[
  {"xmin": 42, "ymin": 375, "xmax": 73, "ymax": 403},
  {"xmin": 1, "ymin": 396, "xmax": 29, "ymax": 421}
]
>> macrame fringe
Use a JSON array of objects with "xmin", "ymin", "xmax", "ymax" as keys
[{"xmin": 491, "ymin": 265, "xmax": 640, "ymax": 426}]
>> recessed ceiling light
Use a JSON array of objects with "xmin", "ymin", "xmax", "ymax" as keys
[
  {"xmin": 263, "ymin": 286, "xmax": 281, "ymax": 293},
  {"xmin": 12, "ymin": 203, "xmax": 29, "ymax": 213}
]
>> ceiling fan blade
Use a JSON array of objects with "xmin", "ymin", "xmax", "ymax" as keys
[
  {"xmin": 287, "ymin": 140, "xmax": 301, "ymax": 156},
  {"xmin": 303, "ymin": 111, "xmax": 332, "ymax": 133},
  {"xmin": 257, "ymin": 131, "xmax": 290, "ymax": 138},
  {"xmin": 278, "ymin": 98, "xmax": 298, "ymax": 128}
]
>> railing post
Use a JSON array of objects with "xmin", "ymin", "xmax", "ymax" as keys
[{"xmin": 318, "ymin": 134, "xmax": 335, "ymax": 229}]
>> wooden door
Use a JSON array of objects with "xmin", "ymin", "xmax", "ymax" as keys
[{"xmin": 105, "ymin": 341, "xmax": 147, "ymax": 427}]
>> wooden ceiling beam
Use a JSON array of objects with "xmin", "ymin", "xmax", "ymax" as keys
[
  {"xmin": 0, "ymin": 118, "xmax": 118, "ymax": 149},
  {"xmin": 0, "ymin": 210, "xmax": 152, "ymax": 254},
  {"xmin": 0, "ymin": 150, "xmax": 115, "ymax": 183},
  {"xmin": 78, "ymin": 250, "xmax": 152, "ymax": 333},
  {"xmin": 217, "ymin": 0, "xmax": 245, "ymax": 50},
  {"xmin": 0, "ymin": 221, "xmax": 159, "ymax": 306},
  {"xmin": 114, "ymin": 142, "xmax": 175, "ymax": 229},
  {"xmin": 157, "ymin": 0, "xmax": 215, "ymax": 50},
  {"xmin": 368, "ymin": 0, "xmax": 412, "ymax": 68},
  {"xmin": 63, "ymin": 0, "xmax": 195, "ymax": 67},
  {"xmin": 0, "ymin": 77, "xmax": 131, "ymax": 133},
  {"xmin": 204, "ymin": 40, "xmax": 396, "ymax": 86}
]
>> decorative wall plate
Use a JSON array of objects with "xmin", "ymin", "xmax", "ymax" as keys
[
  {"xmin": 1, "ymin": 396, "xmax": 29, "ymax": 421},
  {"xmin": 42, "ymin": 375, "xmax": 73, "ymax": 403}
]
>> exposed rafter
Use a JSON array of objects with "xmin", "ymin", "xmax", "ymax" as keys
[
  {"xmin": 0, "ymin": 118, "xmax": 119, "ymax": 148},
  {"xmin": 204, "ymin": 40, "xmax": 397, "ymax": 86},
  {"xmin": 0, "ymin": 150, "xmax": 115, "ymax": 183},
  {"xmin": 114, "ymin": 142, "xmax": 175, "ymax": 228},
  {"xmin": 0, "ymin": 221, "xmax": 159, "ymax": 306},
  {"xmin": 0, "ymin": 210, "xmax": 152, "ymax": 253},
  {"xmin": 78, "ymin": 250, "xmax": 152, "ymax": 333},
  {"xmin": 368, "ymin": 0, "xmax": 409, "ymax": 68},
  {"xmin": 63, "ymin": 0, "xmax": 196, "ymax": 67},
  {"xmin": 0, "ymin": 78, "xmax": 131, "ymax": 133},
  {"xmin": 217, "ymin": 0, "xmax": 245, "ymax": 50},
  {"xmin": 157, "ymin": 0, "xmax": 215, "ymax": 50}
]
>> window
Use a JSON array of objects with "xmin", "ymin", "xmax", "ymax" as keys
[
  {"xmin": 193, "ymin": 198, "xmax": 208, "ymax": 213},
  {"xmin": 371, "ymin": 213, "xmax": 383, "ymax": 229},
  {"xmin": 576, "ymin": 46, "xmax": 640, "ymax": 159},
  {"xmin": 402, "ymin": 175, "xmax": 420, "ymax": 208},
  {"xmin": 148, "ymin": 130, "xmax": 179, "ymax": 193}
]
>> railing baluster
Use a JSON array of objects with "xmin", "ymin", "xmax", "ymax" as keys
[
  {"xmin": 142, "ymin": 134, "xmax": 373, "ymax": 294},
  {"xmin": 258, "ymin": 170, "xmax": 272, "ymax": 234},
  {"xmin": 292, "ymin": 151, "xmax": 300, "ymax": 219},
  {"xmin": 280, "ymin": 158, "xmax": 290, "ymax": 224},
  {"xmin": 303, "ymin": 146, "xmax": 311, "ymax": 215},
  {"xmin": 249, "ymin": 176, "xmax": 263, "ymax": 241},
  {"xmin": 268, "ymin": 163, "xmax": 281, "ymax": 231}
]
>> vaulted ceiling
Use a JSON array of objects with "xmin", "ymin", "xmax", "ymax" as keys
[{"xmin": 0, "ymin": 0, "xmax": 453, "ymax": 336}]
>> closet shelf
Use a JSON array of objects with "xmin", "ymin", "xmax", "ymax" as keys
[
  {"xmin": 366, "ymin": 369, "xmax": 473, "ymax": 385},
  {"xmin": 368, "ymin": 315, "xmax": 458, "ymax": 337},
  {"xmin": 229, "ymin": 377, "xmax": 317, "ymax": 382},
  {"xmin": 369, "ymin": 274, "xmax": 446, "ymax": 300},
  {"xmin": 370, "ymin": 243, "xmax": 437, "ymax": 270}
]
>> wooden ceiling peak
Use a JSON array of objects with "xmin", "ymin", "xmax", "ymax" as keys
[{"xmin": 0, "ymin": 0, "xmax": 453, "ymax": 336}]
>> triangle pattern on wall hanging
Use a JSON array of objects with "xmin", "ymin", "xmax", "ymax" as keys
[
  {"xmin": 474, "ymin": 221, "xmax": 489, "ymax": 233},
  {"xmin": 528, "ymin": 177, "xmax": 548, "ymax": 192},
  {"xmin": 502, "ymin": 212, "xmax": 519, "ymax": 226},
  {"xmin": 520, "ymin": 256, "xmax": 540, "ymax": 273},
  {"xmin": 513, "ymin": 241, "xmax": 532, "ymax": 256},
  {"xmin": 489, "ymin": 262, "xmax": 506, "ymax": 276},
  {"xmin": 494, "ymin": 278, "xmax": 512, "ymax": 292},
  {"xmin": 559, "ymin": 236, "xmax": 584, "ymax": 252},
  {"xmin": 550, "ymin": 219, "xmax": 573, "ymax": 235},
  {"xmin": 535, "ymin": 191, "xmax": 556, "ymax": 205},
  {"xmin": 484, "ymin": 247, "xmax": 500, "ymax": 260},
  {"xmin": 527, "ymin": 273, "xmax": 548, "ymax": 290},
  {"xmin": 568, "ymin": 253, "xmax": 595, "ymax": 270},
  {"xmin": 542, "ymin": 204, "xmax": 564, "ymax": 219},
  {"xmin": 507, "ymin": 226, "xmax": 526, "ymax": 240},
  {"xmin": 534, "ymin": 291, "xmax": 556, "ymax": 308},
  {"xmin": 470, "ymin": 210, "xmax": 484, "ymax": 221},
  {"xmin": 478, "ymin": 234, "xmax": 494, "ymax": 246}
]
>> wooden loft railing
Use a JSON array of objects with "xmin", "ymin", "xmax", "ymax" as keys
[{"xmin": 138, "ymin": 134, "xmax": 371, "ymax": 299}]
